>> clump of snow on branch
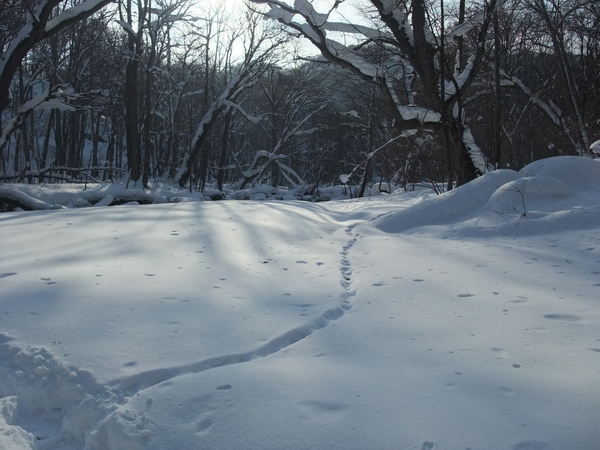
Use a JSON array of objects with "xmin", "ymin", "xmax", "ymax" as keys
[{"xmin": 463, "ymin": 126, "xmax": 491, "ymax": 174}]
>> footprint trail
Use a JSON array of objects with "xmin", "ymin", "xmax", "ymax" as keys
[{"xmin": 111, "ymin": 222, "xmax": 362, "ymax": 395}]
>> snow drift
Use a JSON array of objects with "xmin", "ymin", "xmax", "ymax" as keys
[{"xmin": 1, "ymin": 156, "xmax": 599, "ymax": 450}]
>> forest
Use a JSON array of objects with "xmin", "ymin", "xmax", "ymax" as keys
[
  {"xmin": 0, "ymin": 0, "xmax": 598, "ymax": 195},
  {"xmin": 2, "ymin": 3, "xmax": 600, "ymax": 448}
]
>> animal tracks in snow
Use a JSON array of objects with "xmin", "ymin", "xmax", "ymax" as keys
[
  {"xmin": 4, "ymin": 195, "xmax": 598, "ymax": 449},
  {"xmin": 109, "ymin": 222, "xmax": 363, "ymax": 396},
  {"xmin": 0, "ymin": 272, "xmax": 17, "ymax": 278},
  {"xmin": 0, "ymin": 220, "xmax": 365, "ymax": 447},
  {"xmin": 0, "ymin": 206, "xmax": 368, "ymax": 448}
]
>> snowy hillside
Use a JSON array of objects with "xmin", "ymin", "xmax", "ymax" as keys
[{"xmin": 1, "ymin": 156, "xmax": 599, "ymax": 450}]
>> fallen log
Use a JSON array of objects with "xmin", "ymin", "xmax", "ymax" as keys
[{"xmin": 0, "ymin": 187, "xmax": 57, "ymax": 211}]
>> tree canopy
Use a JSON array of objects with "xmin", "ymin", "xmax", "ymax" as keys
[{"xmin": 1, "ymin": 0, "xmax": 598, "ymax": 193}]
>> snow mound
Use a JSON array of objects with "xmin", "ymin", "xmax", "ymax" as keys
[
  {"xmin": 0, "ymin": 334, "xmax": 133, "ymax": 449},
  {"xmin": 486, "ymin": 176, "xmax": 573, "ymax": 215},
  {"xmin": 0, "ymin": 187, "xmax": 59, "ymax": 211},
  {"xmin": 376, "ymin": 169, "xmax": 519, "ymax": 233},
  {"xmin": 0, "ymin": 396, "xmax": 36, "ymax": 450},
  {"xmin": 375, "ymin": 156, "xmax": 600, "ymax": 235},
  {"xmin": 518, "ymin": 155, "xmax": 600, "ymax": 191}
]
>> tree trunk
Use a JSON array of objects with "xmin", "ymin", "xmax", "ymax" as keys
[
  {"xmin": 492, "ymin": 11, "xmax": 502, "ymax": 168},
  {"xmin": 358, "ymin": 158, "xmax": 371, "ymax": 198},
  {"xmin": 177, "ymin": 106, "xmax": 224, "ymax": 189},
  {"xmin": 142, "ymin": 67, "xmax": 154, "ymax": 189},
  {"xmin": 125, "ymin": 59, "xmax": 141, "ymax": 182},
  {"xmin": 450, "ymin": 118, "xmax": 478, "ymax": 186},
  {"xmin": 91, "ymin": 112, "xmax": 101, "ymax": 178},
  {"xmin": 123, "ymin": 0, "xmax": 143, "ymax": 183},
  {"xmin": 217, "ymin": 109, "xmax": 233, "ymax": 191}
]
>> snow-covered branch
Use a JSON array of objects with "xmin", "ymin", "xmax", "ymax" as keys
[
  {"xmin": 0, "ymin": 0, "xmax": 112, "ymax": 115},
  {"xmin": 384, "ymin": 77, "xmax": 440, "ymax": 124},
  {"xmin": 222, "ymin": 100, "xmax": 265, "ymax": 124},
  {"xmin": 445, "ymin": 0, "xmax": 508, "ymax": 40},
  {"xmin": 251, "ymin": 0, "xmax": 379, "ymax": 80},
  {"xmin": 240, "ymin": 150, "xmax": 306, "ymax": 188},
  {"xmin": 177, "ymin": 55, "xmax": 275, "ymax": 188},
  {"xmin": 501, "ymin": 70, "xmax": 563, "ymax": 127},
  {"xmin": 339, "ymin": 131, "xmax": 412, "ymax": 184},
  {"xmin": 239, "ymin": 99, "xmax": 328, "ymax": 189},
  {"xmin": 463, "ymin": 126, "xmax": 491, "ymax": 174},
  {"xmin": 45, "ymin": 0, "xmax": 113, "ymax": 34},
  {"xmin": 501, "ymin": 69, "xmax": 591, "ymax": 155},
  {"xmin": 0, "ymin": 90, "xmax": 51, "ymax": 152}
]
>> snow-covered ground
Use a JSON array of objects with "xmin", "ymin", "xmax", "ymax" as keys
[{"xmin": 1, "ymin": 156, "xmax": 599, "ymax": 450}]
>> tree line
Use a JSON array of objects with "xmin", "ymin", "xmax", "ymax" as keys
[{"xmin": 0, "ymin": 0, "xmax": 598, "ymax": 194}]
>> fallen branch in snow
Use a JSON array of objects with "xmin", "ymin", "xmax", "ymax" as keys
[
  {"xmin": 0, "ymin": 187, "xmax": 58, "ymax": 211},
  {"xmin": 82, "ymin": 190, "xmax": 159, "ymax": 206},
  {"xmin": 0, "ymin": 185, "xmax": 164, "ymax": 212},
  {"xmin": 0, "ymin": 166, "xmax": 126, "ymax": 184}
]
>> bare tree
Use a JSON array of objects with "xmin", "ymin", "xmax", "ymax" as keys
[
  {"xmin": 521, "ymin": 0, "xmax": 595, "ymax": 155},
  {"xmin": 0, "ymin": 0, "xmax": 112, "ymax": 116},
  {"xmin": 176, "ymin": 8, "xmax": 287, "ymax": 189},
  {"xmin": 248, "ymin": 0, "xmax": 503, "ymax": 186}
]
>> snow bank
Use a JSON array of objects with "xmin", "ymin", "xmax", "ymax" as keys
[
  {"xmin": 485, "ymin": 175, "xmax": 572, "ymax": 216},
  {"xmin": 376, "ymin": 169, "xmax": 520, "ymax": 233},
  {"xmin": 518, "ymin": 155, "xmax": 600, "ymax": 191},
  {"xmin": 375, "ymin": 156, "xmax": 600, "ymax": 235},
  {"xmin": 0, "ymin": 181, "xmax": 381, "ymax": 210},
  {"xmin": 0, "ymin": 396, "xmax": 36, "ymax": 450},
  {"xmin": 1, "ymin": 155, "xmax": 599, "ymax": 449},
  {"xmin": 0, "ymin": 187, "xmax": 59, "ymax": 211},
  {"xmin": 0, "ymin": 333, "xmax": 122, "ymax": 449}
]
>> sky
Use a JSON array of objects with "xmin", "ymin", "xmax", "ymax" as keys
[
  {"xmin": 196, "ymin": 0, "xmax": 369, "ymax": 60},
  {"xmin": 1, "ymin": 155, "xmax": 599, "ymax": 449}
]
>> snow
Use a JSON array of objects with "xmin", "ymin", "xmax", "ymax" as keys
[
  {"xmin": 44, "ymin": 0, "xmax": 110, "ymax": 34},
  {"xmin": 338, "ymin": 173, "xmax": 350, "ymax": 184},
  {"xmin": 463, "ymin": 125, "xmax": 491, "ymax": 174},
  {"xmin": 36, "ymin": 98, "xmax": 76, "ymax": 112},
  {"xmin": 0, "ymin": 186, "xmax": 60, "ymax": 211},
  {"xmin": 115, "ymin": 19, "xmax": 136, "ymax": 38},
  {"xmin": 445, "ymin": 54, "xmax": 476, "ymax": 98},
  {"xmin": 1, "ymin": 155, "xmax": 599, "ymax": 449},
  {"xmin": 294, "ymin": 0, "xmax": 327, "ymax": 27},
  {"xmin": 446, "ymin": 13, "xmax": 485, "ymax": 39}
]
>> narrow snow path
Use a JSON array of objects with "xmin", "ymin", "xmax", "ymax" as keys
[
  {"xmin": 109, "ymin": 221, "xmax": 362, "ymax": 396},
  {"xmin": 0, "ymin": 202, "xmax": 371, "ymax": 448}
]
